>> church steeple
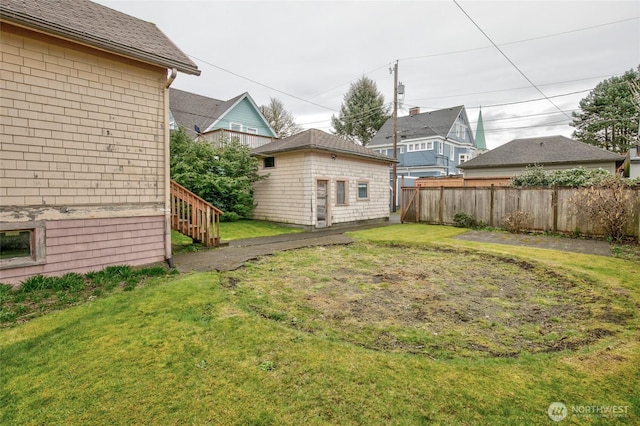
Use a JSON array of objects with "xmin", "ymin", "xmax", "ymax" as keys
[{"xmin": 475, "ymin": 108, "xmax": 487, "ymax": 151}]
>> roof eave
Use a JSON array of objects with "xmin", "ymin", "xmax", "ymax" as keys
[
  {"xmin": 460, "ymin": 158, "xmax": 622, "ymax": 170},
  {"xmin": 252, "ymin": 145, "xmax": 397, "ymax": 164},
  {"xmin": 0, "ymin": 13, "xmax": 201, "ymax": 76}
]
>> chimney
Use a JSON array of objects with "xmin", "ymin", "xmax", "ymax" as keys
[{"xmin": 409, "ymin": 107, "xmax": 420, "ymax": 116}]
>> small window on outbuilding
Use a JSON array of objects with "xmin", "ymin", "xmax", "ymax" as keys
[
  {"xmin": 263, "ymin": 157, "xmax": 275, "ymax": 168},
  {"xmin": 336, "ymin": 180, "xmax": 347, "ymax": 205},
  {"xmin": 357, "ymin": 181, "xmax": 369, "ymax": 200}
]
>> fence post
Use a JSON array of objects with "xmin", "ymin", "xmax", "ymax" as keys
[
  {"xmin": 489, "ymin": 184, "xmax": 495, "ymax": 227},
  {"xmin": 439, "ymin": 186, "xmax": 444, "ymax": 225},
  {"xmin": 552, "ymin": 187, "xmax": 558, "ymax": 233}
]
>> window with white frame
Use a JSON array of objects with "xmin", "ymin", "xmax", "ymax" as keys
[
  {"xmin": 246, "ymin": 127, "xmax": 258, "ymax": 134},
  {"xmin": 459, "ymin": 153, "xmax": 471, "ymax": 164},
  {"xmin": 357, "ymin": 181, "xmax": 369, "ymax": 200},
  {"xmin": 229, "ymin": 122, "xmax": 242, "ymax": 132},
  {"xmin": 438, "ymin": 142, "xmax": 443, "ymax": 155},
  {"xmin": 406, "ymin": 141, "xmax": 433, "ymax": 152}
]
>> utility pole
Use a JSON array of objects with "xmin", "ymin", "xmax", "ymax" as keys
[{"xmin": 392, "ymin": 61, "xmax": 398, "ymax": 212}]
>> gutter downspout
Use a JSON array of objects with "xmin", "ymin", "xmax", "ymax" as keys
[
  {"xmin": 164, "ymin": 68, "xmax": 177, "ymax": 268},
  {"xmin": 165, "ymin": 67, "xmax": 177, "ymax": 88}
]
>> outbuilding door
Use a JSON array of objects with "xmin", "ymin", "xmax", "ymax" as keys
[{"xmin": 316, "ymin": 179, "xmax": 328, "ymax": 228}]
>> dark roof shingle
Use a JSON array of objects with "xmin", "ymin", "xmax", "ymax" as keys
[
  {"xmin": 459, "ymin": 135, "xmax": 623, "ymax": 169},
  {"xmin": 0, "ymin": 0, "xmax": 199, "ymax": 75},
  {"xmin": 251, "ymin": 129, "xmax": 396, "ymax": 163},
  {"xmin": 369, "ymin": 106, "xmax": 464, "ymax": 146},
  {"xmin": 170, "ymin": 88, "xmax": 226, "ymax": 135}
]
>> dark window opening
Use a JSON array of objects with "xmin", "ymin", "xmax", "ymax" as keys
[
  {"xmin": 336, "ymin": 180, "xmax": 346, "ymax": 205},
  {"xmin": 264, "ymin": 157, "xmax": 275, "ymax": 168},
  {"xmin": 0, "ymin": 230, "xmax": 32, "ymax": 260}
]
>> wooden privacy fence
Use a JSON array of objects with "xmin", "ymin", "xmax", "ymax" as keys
[
  {"xmin": 401, "ymin": 186, "xmax": 640, "ymax": 238},
  {"xmin": 170, "ymin": 180, "xmax": 222, "ymax": 247}
]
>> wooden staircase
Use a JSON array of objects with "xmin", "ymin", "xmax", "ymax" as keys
[{"xmin": 170, "ymin": 180, "xmax": 222, "ymax": 247}]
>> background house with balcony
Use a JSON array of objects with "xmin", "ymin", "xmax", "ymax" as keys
[
  {"xmin": 0, "ymin": 0, "xmax": 199, "ymax": 285},
  {"xmin": 169, "ymin": 88, "xmax": 277, "ymax": 148},
  {"xmin": 368, "ymin": 106, "xmax": 482, "ymax": 177}
]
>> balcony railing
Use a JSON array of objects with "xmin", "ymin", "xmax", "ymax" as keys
[{"xmin": 197, "ymin": 129, "xmax": 275, "ymax": 149}]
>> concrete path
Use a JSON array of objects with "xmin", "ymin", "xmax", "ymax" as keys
[
  {"xmin": 172, "ymin": 219, "xmax": 397, "ymax": 273},
  {"xmin": 172, "ymin": 216, "xmax": 613, "ymax": 273}
]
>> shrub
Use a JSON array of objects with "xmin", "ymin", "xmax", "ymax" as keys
[
  {"xmin": 20, "ymin": 275, "xmax": 52, "ymax": 293},
  {"xmin": 221, "ymin": 212, "xmax": 241, "ymax": 222},
  {"xmin": 511, "ymin": 165, "xmax": 611, "ymax": 187},
  {"xmin": 170, "ymin": 128, "xmax": 266, "ymax": 219},
  {"xmin": 511, "ymin": 165, "xmax": 547, "ymax": 187},
  {"xmin": 503, "ymin": 210, "xmax": 531, "ymax": 234},
  {"xmin": 453, "ymin": 212, "xmax": 475, "ymax": 228},
  {"xmin": 570, "ymin": 176, "xmax": 635, "ymax": 242}
]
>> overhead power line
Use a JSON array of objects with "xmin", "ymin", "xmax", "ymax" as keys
[
  {"xmin": 452, "ymin": 0, "xmax": 572, "ymax": 121},
  {"xmin": 398, "ymin": 17, "xmax": 639, "ymax": 62},
  {"xmin": 187, "ymin": 54, "xmax": 337, "ymax": 113}
]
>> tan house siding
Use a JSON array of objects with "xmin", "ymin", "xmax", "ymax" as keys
[
  {"xmin": 310, "ymin": 154, "xmax": 390, "ymax": 225},
  {"xmin": 0, "ymin": 23, "xmax": 170, "ymax": 284},
  {"xmin": 252, "ymin": 151, "xmax": 390, "ymax": 228},
  {"xmin": 252, "ymin": 152, "xmax": 312, "ymax": 225}
]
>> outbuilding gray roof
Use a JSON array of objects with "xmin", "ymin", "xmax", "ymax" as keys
[
  {"xmin": 459, "ymin": 135, "xmax": 623, "ymax": 169},
  {"xmin": 369, "ymin": 106, "xmax": 464, "ymax": 146},
  {"xmin": 251, "ymin": 129, "xmax": 396, "ymax": 163},
  {"xmin": 0, "ymin": 0, "xmax": 200, "ymax": 75}
]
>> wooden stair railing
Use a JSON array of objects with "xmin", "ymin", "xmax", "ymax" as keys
[{"xmin": 170, "ymin": 180, "xmax": 222, "ymax": 247}]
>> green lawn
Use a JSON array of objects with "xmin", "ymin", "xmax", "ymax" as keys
[
  {"xmin": 172, "ymin": 220, "xmax": 303, "ymax": 248},
  {"xmin": 1, "ymin": 225, "xmax": 638, "ymax": 425},
  {"xmin": 219, "ymin": 219, "xmax": 303, "ymax": 241}
]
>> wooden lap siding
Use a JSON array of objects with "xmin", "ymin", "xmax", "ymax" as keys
[
  {"xmin": 0, "ymin": 216, "xmax": 164, "ymax": 284},
  {"xmin": 0, "ymin": 23, "xmax": 171, "ymax": 285}
]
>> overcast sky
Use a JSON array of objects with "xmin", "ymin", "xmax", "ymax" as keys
[{"xmin": 97, "ymin": 0, "xmax": 639, "ymax": 149}]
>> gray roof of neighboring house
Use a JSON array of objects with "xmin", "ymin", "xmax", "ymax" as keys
[
  {"xmin": 169, "ymin": 88, "xmax": 276, "ymax": 138},
  {"xmin": 170, "ymin": 88, "xmax": 231, "ymax": 135},
  {"xmin": 369, "ymin": 106, "xmax": 464, "ymax": 146},
  {"xmin": 459, "ymin": 135, "xmax": 624, "ymax": 169},
  {"xmin": 0, "ymin": 0, "xmax": 200, "ymax": 75},
  {"xmin": 251, "ymin": 129, "xmax": 396, "ymax": 163}
]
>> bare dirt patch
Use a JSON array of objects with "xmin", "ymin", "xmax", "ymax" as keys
[{"xmin": 224, "ymin": 243, "xmax": 633, "ymax": 358}]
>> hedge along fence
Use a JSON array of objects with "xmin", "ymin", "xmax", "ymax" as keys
[{"xmin": 400, "ymin": 186, "xmax": 640, "ymax": 239}]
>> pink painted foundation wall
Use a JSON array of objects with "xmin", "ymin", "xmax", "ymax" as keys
[{"xmin": 0, "ymin": 215, "xmax": 166, "ymax": 285}]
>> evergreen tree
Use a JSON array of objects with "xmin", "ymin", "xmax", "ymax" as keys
[
  {"xmin": 170, "ymin": 128, "xmax": 266, "ymax": 221},
  {"xmin": 331, "ymin": 76, "xmax": 391, "ymax": 146},
  {"xmin": 259, "ymin": 97, "xmax": 302, "ymax": 139},
  {"xmin": 571, "ymin": 68, "xmax": 639, "ymax": 153}
]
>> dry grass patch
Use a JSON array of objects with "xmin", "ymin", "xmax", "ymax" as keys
[{"xmin": 225, "ymin": 243, "xmax": 634, "ymax": 359}]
